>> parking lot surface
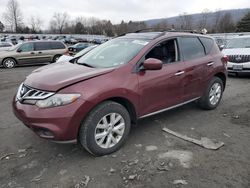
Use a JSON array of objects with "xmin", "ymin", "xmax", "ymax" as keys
[{"xmin": 0, "ymin": 66, "xmax": 250, "ymax": 188}]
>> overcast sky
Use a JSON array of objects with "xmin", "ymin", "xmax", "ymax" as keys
[{"xmin": 0, "ymin": 0, "xmax": 249, "ymax": 28}]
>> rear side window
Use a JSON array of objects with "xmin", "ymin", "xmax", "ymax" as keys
[
  {"xmin": 35, "ymin": 42, "xmax": 51, "ymax": 51},
  {"xmin": 179, "ymin": 37, "xmax": 205, "ymax": 61},
  {"xmin": 50, "ymin": 42, "xmax": 65, "ymax": 49},
  {"xmin": 199, "ymin": 37, "xmax": 214, "ymax": 54}
]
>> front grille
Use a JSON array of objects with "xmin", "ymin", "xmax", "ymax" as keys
[
  {"xmin": 227, "ymin": 55, "xmax": 250, "ymax": 63},
  {"xmin": 16, "ymin": 83, "xmax": 54, "ymax": 102}
]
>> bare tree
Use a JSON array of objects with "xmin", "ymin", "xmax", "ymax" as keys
[
  {"xmin": 0, "ymin": 21, "xmax": 4, "ymax": 32},
  {"xmin": 49, "ymin": 12, "xmax": 69, "ymax": 34},
  {"xmin": 177, "ymin": 13, "xmax": 193, "ymax": 30},
  {"xmin": 213, "ymin": 9, "xmax": 222, "ymax": 32},
  {"xmin": 3, "ymin": 0, "xmax": 23, "ymax": 32},
  {"xmin": 198, "ymin": 9, "xmax": 211, "ymax": 30},
  {"xmin": 218, "ymin": 13, "xmax": 236, "ymax": 33},
  {"xmin": 29, "ymin": 16, "xmax": 43, "ymax": 33}
]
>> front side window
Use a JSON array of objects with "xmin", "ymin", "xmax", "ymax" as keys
[
  {"xmin": 179, "ymin": 37, "xmax": 205, "ymax": 61},
  {"xmin": 77, "ymin": 38, "xmax": 149, "ymax": 68},
  {"xmin": 145, "ymin": 39, "xmax": 179, "ymax": 64},
  {"xmin": 18, "ymin": 43, "xmax": 34, "ymax": 52}
]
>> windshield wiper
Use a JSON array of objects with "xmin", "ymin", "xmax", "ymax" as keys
[{"xmin": 77, "ymin": 62, "xmax": 95, "ymax": 68}]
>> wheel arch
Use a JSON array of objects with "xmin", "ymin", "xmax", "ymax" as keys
[
  {"xmin": 104, "ymin": 97, "xmax": 137, "ymax": 124},
  {"xmin": 214, "ymin": 72, "xmax": 226, "ymax": 91},
  {"xmin": 2, "ymin": 57, "xmax": 18, "ymax": 65}
]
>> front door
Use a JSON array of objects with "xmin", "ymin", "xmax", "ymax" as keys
[
  {"xmin": 16, "ymin": 42, "xmax": 37, "ymax": 64},
  {"xmin": 137, "ymin": 39, "xmax": 186, "ymax": 117}
]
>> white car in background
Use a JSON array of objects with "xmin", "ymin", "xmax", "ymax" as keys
[
  {"xmin": 0, "ymin": 42, "xmax": 13, "ymax": 51},
  {"xmin": 57, "ymin": 45, "xmax": 97, "ymax": 63},
  {"xmin": 222, "ymin": 36, "xmax": 250, "ymax": 75}
]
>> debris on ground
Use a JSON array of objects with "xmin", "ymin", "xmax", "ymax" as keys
[
  {"xmin": 128, "ymin": 174, "xmax": 137, "ymax": 180},
  {"xmin": 128, "ymin": 159, "xmax": 139, "ymax": 166},
  {"xmin": 30, "ymin": 168, "xmax": 47, "ymax": 182},
  {"xmin": 135, "ymin": 144, "xmax": 142, "ymax": 147},
  {"xmin": 162, "ymin": 127, "xmax": 224, "ymax": 150},
  {"xmin": 145, "ymin": 145, "xmax": 158, "ymax": 151},
  {"xmin": 158, "ymin": 150, "xmax": 193, "ymax": 168},
  {"xmin": 109, "ymin": 167, "xmax": 116, "ymax": 173},
  {"xmin": 223, "ymin": 133, "xmax": 231, "ymax": 138},
  {"xmin": 75, "ymin": 175, "xmax": 90, "ymax": 188},
  {"xmin": 232, "ymin": 115, "xmax": 240, "ymax": 119},
  {"xmin": 0, "ymin": 153, "xmax": 15, "ymax": 160},
  {"xmin": 173, "ymin": 179, "xmax": 188, "ymax": 185}
]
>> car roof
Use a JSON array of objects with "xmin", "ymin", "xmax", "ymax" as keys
[{"xmin": 232, "ymin": 35, "xmax": 250, "ymax": 39}]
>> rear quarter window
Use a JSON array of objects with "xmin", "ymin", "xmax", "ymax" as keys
[
  {"xmin": 199, "ymin": 37, "xmax": 214, "ymax": 54},
  {"xmin": 179, "ymin": 37, "xmax": 205, "ymax": 61},
  {"xmin": 50, "ymin": 42, "xmax": 66, "ymax": 50}
]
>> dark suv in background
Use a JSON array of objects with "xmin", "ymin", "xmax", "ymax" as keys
[
  {"xmin": 0, "ymin": 41, "xmax": 68, "ymax": 68},
  {"xmin": 13, "ymin": 30, "xmax": 227, "ymax": 156}
]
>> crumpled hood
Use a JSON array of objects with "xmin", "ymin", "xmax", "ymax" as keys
[
  {"xmin": 24, "ymin": 62, "xmax": 115, "ymax": 91},
  {"xmin": 222, "ymin": 48, "xmax": 250, "ymax": 55}
]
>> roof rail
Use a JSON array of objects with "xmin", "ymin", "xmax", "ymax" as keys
[{"xmin": 134, "ymin": 28, "xmax": 204, "ymax": 34}]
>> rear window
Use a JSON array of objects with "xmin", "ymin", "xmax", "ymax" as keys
[
  {"xmin": 50, "ymin": 42, "xmax": 66, "ymax": 49},
  {"xmin": 35, "ymin": 42, "xmax": 51, "ymax": 51},
  {"xmin": 199, "ymin": 37, "xmax": 214, "ymax": 54},
  {"xmin": 179, "ymin": 37, "xmax": 205, "ymax": 61}
]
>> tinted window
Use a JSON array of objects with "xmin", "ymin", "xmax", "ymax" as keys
[
  {"xmin": 18, "ymin": 43, "xmax": 34, "ymax": 52},
  {"xmin": 35, "ymin": 42, "xmax": 51, "ymax": 51},
  {"xmin": 200, "ymin": 37, "xmax": 214, "ymax": 54},
  {"xmin": 50, "ymin": 42, "xmax": 65, "ymax": 49},
  {"xmin": 146, "ymin": 39, "xmax": 179, "ymax": 64},
  {"xmin": 179, "ymin": 37, "xmax": 205, "ymax": 61}
]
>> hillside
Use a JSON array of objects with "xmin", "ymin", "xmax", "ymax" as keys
[{"xmin": 145, "ymin": 8, "xmax": 250, "ymax": 27}]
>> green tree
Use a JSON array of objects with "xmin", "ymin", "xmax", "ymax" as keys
[{"xmin": 236, "ymin": 12, "xmax": 250, "ymax": 32}]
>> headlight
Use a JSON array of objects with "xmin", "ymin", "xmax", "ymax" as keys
[{"xmin": 36, "ymin": 94, "xmax": 81, "ymax": 108}]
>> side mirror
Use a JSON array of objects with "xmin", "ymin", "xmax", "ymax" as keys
[
  {"xmin": 219, "ymin": 45, "xmax": 225, "ymax": 51},
  {"xmin": 142, "ymin": 58, "xmax": 163, "ymax": 70},
  {"xmin": 17, "ymin": 49, "xmax": 22, "ymax": 53}
]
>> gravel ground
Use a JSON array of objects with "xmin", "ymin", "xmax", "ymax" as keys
[{"xmin": 0, "ymin": 66, "xmax": 250, "ymax": 188}]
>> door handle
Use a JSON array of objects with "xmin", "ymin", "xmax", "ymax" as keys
[
  {"xmin": 38, "ymin": 51, "xmax": 42, "ymax": 54},
  {"xmin": 30, "ymin": 52, "xmax": 35, "ymax": 55},
  {"xmin": 207, "ymin": 62, "xmax": 214, "ymax": 66},
  {"xmin": 175, "ymin": 71, "xmax": 185, "ymax": 76}
]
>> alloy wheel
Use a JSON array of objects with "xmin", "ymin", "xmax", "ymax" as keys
[
  {"xmin": 95, "ymin": 113, "xmax": 125, "ymax": 149},
  {"xmin": 209, "ymin": 82, "xmax": 222, "ymax": 106}
]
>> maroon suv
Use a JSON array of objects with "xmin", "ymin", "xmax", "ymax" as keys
[{"xmin": 13, "ymin": 31, "xmax": 227, "ymax": 156}]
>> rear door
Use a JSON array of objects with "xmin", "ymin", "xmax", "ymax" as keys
[
  {"xmin": 34, "ymin": 42, "xmax": 52, "ymax": 63},
  {"xmin": 178, "ymin": 36, "xmax": 209, "ymax": 101},
  {"xmin": 138, "ymin": 38, "xmax": 186, "ymax": 117},
  {"xmin": 15, "ymin": 42, "xmax": 37, "ymax": 64}
]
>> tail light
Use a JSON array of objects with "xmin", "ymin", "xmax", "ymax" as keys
[
  {"xmin": 221, "ymin": 56, "xmax": 228, "ymax": 68},
  {"xmin": 221, "ymin": 56, "xmax": 229, "ymax": 64}
]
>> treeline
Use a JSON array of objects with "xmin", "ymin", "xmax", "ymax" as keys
[{"xmin": 0, "ymin": 0, "xmax": 250, "ymax": 36}]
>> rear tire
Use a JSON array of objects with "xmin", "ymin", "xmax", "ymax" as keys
[
  {"xmin": 198, "ymin": 77, "xmax": 224, "ymax": 110},
  {"xmin": 2, "ymin": 58, "xmax": 16, "ymax": 69},
  {"xmin": 79, "ymin": 101, "xmax": 131, "ymax": 156}
]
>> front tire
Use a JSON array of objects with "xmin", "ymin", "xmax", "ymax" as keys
[
  {"xmin": 52, "ymin": 55, "xmax": 61, "ymax": 63},
  {"xmin": 198, "ymin": 77, "xmax": 224, "ymax": 110},
  {"xmin": 79, "ymin": 101, "xmax": 131, "ymax": 156},
  {"xmin": 3, "ymin": 58, "xmax": 16, "ymax": 69}
]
